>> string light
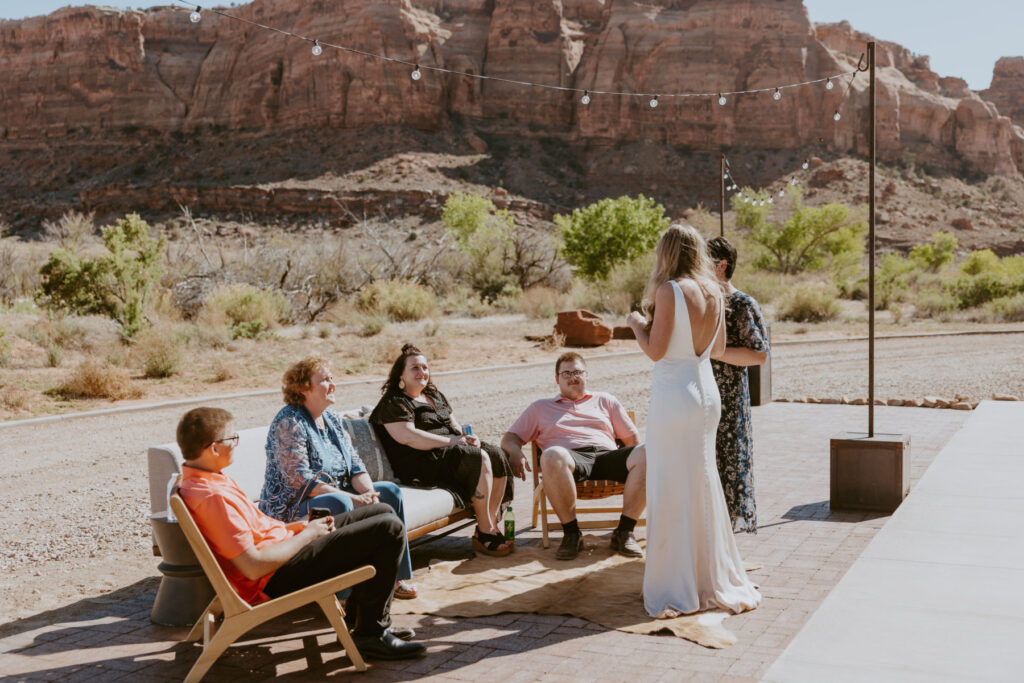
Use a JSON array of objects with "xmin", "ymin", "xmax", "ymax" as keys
[
  {"xmin": 790, "ymin": 177, "xmax": 798, "ymax": 185},
  {"xmin": 778, "ymin": 189, "xmax": 785, "ymax": 197},
  {"xmin": 802, "ymin": 160, "xmax": 809, "ymax": 170},
  {"xmin": 173, "ymin": 0, "xmax": 854, "ymax": 116},
  {"xmin": 833, "ymin": 110, "xmax": 841, "ymax": 121},
  {"xmin": 767, "ymin": 196, "xmax": 774, "ymax": 204},
  {"xmin": 411, "ymin": 64, "xmax": 422, "ymax": 80}
]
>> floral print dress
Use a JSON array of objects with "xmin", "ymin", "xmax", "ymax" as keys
[{"xmin": 710, "ymin": 290, "xmax": 769, "ymax": 534}]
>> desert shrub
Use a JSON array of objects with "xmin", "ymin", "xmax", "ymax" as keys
[
  {"xmin": 776, "ymin": 282, "xmax": 840, "ymax": 322},
  {"xmin": 0, "ymin": 385, "xmax": 33, "ymax": 412},
  {"xmin": 876, "ymin": 253, "xmax": 918, "ymax": 309},
  {"xmin": 358, "ymin": 279, "xmax": 439, "ymax": 322},
  {"xmin": 909, "ymin": 231, "xmax": 957, "ymax": 272},
  {"xmin": 959, "ymin": 249, "xmax": 1001, "ymax": 276},
  {"xmin": 735, "ymin": 187, "xmax": 867, "ymax": 275},
  {"xmin": 913, "ymin": 289, "xmax": 957, "ymax": 318},
  {"xmin": 38, "ymin": 213, "xmax": 166, "ymax": 338},
  {"xmin": 42, "ymin": 210, "xmax": 96, "ymax": 250},
  {"xmin": 202, "ymin": 282, "xmax": 288, "ymax": 338},
  {"xmin": 0, "ymin": 325, "xmax": 11, "ymax": 368},
  {"xmin": 209, "ymin": 357, "xmax": 241, "ymax": 383},
  {"xmin": 0, "ymin": 240, "xmax": 44, "ymax": 306},
  {"xmin": 951, "ymin": 271, "xmax": 1010, "ymax": 308},
  {"xmin": 984, "ymin": 293, "xmax": 1024, "ymax": 322},
  {"xmin": 134, "ymin": 325, "xmax": 185, "ymax": 378},
  {"xmin": 555, "ymin": 195, "xmax": 668, "ymax": 281},
  {"xmin": 518, "ymin": 285, "xmax": 564, "ymax": 319},
  {"xmin": 57, "ymin": 358, "xmax": 141, "ymax": 400}
]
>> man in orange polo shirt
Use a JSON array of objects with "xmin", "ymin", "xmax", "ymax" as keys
[
  {"xmin": 501, "ymin": 352, "xmax": 646, "ymax": 560},
  {"xmin": 176, "ymin": 406, "xmax": 425, "ymax": 660}
]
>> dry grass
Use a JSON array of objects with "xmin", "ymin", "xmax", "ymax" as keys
[
  {"xmin": 208, "ymin": 357, "xmax": 242, "ymax": 383},
  {"xmin": 133, "ymin": 325, "xmax": 185, "ymax": 378},
  {"xmin": 518, "ymin": 285, "xmax": 564, "ymax": 319},
  {"xmin": 57, "ymin": 358, "xmax": 142, "ymax": 400},
  {"xmin": 0, "ymin": 385, "xmax": 33, "ymax": 412}
]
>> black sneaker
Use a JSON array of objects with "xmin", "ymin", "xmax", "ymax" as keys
[
  {"xmin": 351, "ymin": 631, "xmax": 426, "ymax": 660},
  {"xmin": 555, "ymin": 531, "xmax": 584, "ymax": 560},
  {"xmin": 610, "ymin": 529, "xmax": 643, "ymax": 558}
]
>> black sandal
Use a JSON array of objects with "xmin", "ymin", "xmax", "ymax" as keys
[{"xmin": 472, "ymin": 527, "xmax": 513, "ymax": 556}]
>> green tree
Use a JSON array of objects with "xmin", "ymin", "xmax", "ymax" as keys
[
  {"xmin": 441, "ymin": 191, "xmax": 517, "ymax": 299},
  {"xmin": 555, "ymin": 195, "xmax": 668, "ymax": 281},
  {"xmin": 38, "ymin": 213, "xmax": 166, "ymax": 338},
  {"xmin": 735, "ymin": 187, "xmax": 866, "ymax": 275},
  {"xmin": 910, "ymin": 231, "xmax": 957, "ymax": 272}
]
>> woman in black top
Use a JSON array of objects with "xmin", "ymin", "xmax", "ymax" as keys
[{"xmin": 370, "ymin": 344, "xmax": 514, "ymax": 556}]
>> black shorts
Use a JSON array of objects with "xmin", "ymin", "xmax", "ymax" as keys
[{"xmin": 567, "ymin": 445, "xmax": 634, "ymax": 483}]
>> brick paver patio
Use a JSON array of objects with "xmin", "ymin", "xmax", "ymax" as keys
[{"xmin": 0, "ymin": 404, "xmax": 968, "ymax": 682}]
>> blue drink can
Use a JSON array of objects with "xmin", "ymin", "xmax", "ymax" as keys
[{"xmin": 463, "ymin": 424, "xmax": 474, "ymax": 436}]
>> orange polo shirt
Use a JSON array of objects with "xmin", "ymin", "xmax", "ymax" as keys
[{"xmin": 179, "ymin": 465, "xmax": 294, "ymax": 604}]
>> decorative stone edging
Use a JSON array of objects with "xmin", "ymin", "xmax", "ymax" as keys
[{"xmin": 774, "ymin": 394, "xmax": 1020, "ymax": 410}]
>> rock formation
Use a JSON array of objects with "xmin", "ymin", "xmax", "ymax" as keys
[{"xmin": 0, "ymin": 0, "xmax": 1022, "ymax": 228}]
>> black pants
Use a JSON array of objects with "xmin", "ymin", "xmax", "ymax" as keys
[{"xmin": 263, "ymin": 503, "xmax": 404, "ymax": 637}]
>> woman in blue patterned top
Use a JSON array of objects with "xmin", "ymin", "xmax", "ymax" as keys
[
  {"xmin": 707, "ymin": 237, "xmax": 770, "ymax": 534},
  {"xmin": 260, "ymin": 356, "xmax": 417, "ymax": 599}
]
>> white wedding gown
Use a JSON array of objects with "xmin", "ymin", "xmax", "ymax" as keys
[{"xmin": 643, "ymin": 280, "xmax": 762, "ymax": 616}]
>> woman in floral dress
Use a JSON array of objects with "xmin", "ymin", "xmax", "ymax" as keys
[{"xmin": 707, "ymin": 237, "xmax": 770, "ymax": 534}]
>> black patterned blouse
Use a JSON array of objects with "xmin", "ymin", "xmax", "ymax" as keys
[{"xmin": 710, "ymin": 290, "xmax": 770, "ymax": 534}]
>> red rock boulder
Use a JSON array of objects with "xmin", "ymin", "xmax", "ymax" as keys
[{"xmin": 554, "ymin": 310, "xmax": 613, "ymax": 347}]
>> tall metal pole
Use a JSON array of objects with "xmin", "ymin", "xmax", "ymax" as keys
[
  {"xmin": 868, "ymin": 41, "xmax": 876, "ymax": 437},
  {"xmin": 719, "ymin": 153, "xmax": 726, "ymax": 237}
]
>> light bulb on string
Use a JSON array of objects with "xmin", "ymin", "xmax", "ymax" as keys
[
  {"xmin": 773, "ymin": 88, "xmax": 781, "ymax": 101},
  {"xmin": 649, "ymin": 95, "xmax": 659, "ymax": 109},
  {"xmin": 580, "ymin": 90, "xmax": 590, "ymax": 105},
  {"xmin": 778, "ymin": 189, "xmax": 785, "ymax": 197},
  {"xmin": 826, "ymin": 78, "xmax": 834, "ymax": 90},
  {"xmin": 189, "ymin": 6, "xmax": 201, "ymax": 22},
  {"xmin": 311, "ymin": 40, "xmax": 322, "ymax": 56},
  {"xmin": 801, "ymin": 160, "xmax": 809, "ymax": 170},
  {"xmin": 833, "ymin": 110, "xmax": 841, "ymax": 121},
  {"xmin": 790, "ymin": 177, "xmax": 798, "ymax": 185},
  {"xmin": 767, "ymin": 197, "xmax": 774, "ymax": 204},
  {"xmin": 717, "ymin": 93, "xmax": 727, "ymax": 106},
  {"xmin": 411, "ymin": 64, "xmax": 422, "ymax": 80}
]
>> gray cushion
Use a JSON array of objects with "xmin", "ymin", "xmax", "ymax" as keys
[{"xmin": 343, "ymin": 417, "xmax": 396, "ymax": 483}]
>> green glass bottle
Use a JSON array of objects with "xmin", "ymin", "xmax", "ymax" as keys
[{"xmin": 503, "ymin": 505, "xmax": 515, "ymax": 542}]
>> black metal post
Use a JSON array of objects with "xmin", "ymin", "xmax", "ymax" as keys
[
  {"xmin": 719, "ymin": 153, "xmax": 726, "ymax": 237},
  {"xmin": 868, "ymin": 41, "xmax": 876, "ymax": 437}
]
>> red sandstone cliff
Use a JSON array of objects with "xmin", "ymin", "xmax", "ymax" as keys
[{"xmin": 0, "ymin": 0, "xmax": 1022, "ymax": 228}]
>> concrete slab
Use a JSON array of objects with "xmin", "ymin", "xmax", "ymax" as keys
[{"xmin": 764, "ymin": 401, "xmax": 1024, "ymax": 683}]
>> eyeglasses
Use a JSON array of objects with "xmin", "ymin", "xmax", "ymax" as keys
[
  {"xmin": 558, "ymin": 370, "xmax": 587, "ymax": 379},
  {"xmin": 209, "ymin": 434, "xmax": 240, "ymax": 448}
]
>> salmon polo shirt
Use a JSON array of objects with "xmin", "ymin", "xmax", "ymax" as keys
[
  {"xmin": 508, "ymin": 391, "xmax": 637, "ymax": 452},
  {"xmin": 179, "ymin": 465, "xmax": 295, "ymax": 604}
]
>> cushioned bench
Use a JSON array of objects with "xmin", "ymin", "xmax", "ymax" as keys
[{"xmin": 146, "ymin": 414, "xmax": 472, "ymax": 552}]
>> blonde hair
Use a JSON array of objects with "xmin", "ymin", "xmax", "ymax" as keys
[{"xmin": 641, "ymin": 224, "xmax": 723, "ymax": 327}]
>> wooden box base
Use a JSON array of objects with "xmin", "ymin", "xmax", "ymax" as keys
[{"xmin": 830, "ymin": 432, "xmax": 911, "ymax": 513}]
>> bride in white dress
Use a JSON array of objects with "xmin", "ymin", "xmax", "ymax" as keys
[{"xmin": 626, "ymin": 224, "xmax": 761, "ymax": 617}]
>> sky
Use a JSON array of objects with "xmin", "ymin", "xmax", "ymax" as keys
[{"xmin": 1, "ymin": 1, "xmax": 1020, "ymax": 91}]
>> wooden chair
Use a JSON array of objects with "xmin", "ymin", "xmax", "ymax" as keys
[
  {"xmin": 530, "ymin": 411, "xmax": 645, "ymax": 548},
  {"xmin": 169, "ymin": 492, "xmax": 376, "ymax": 682}
]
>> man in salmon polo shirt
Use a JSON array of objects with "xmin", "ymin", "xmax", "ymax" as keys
[
  {"xmin": 175, "ymin": 406, "xmax": 426, "ymax": 661},
  {"xmin": 502, "ymin": 352, "xmax": 646, "ymax": 560}
]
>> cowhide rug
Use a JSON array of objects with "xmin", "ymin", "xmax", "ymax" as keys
[{"xmin": 392, "ymin": 535, "xmax": 760, "ymax": 648}]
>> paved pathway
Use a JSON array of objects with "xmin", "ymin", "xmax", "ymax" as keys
[
  {"xmin": 764, "ymin": 400, "xmax": 1024, "ymax": 683},
  {"xmin": 0, "ymin": 402, "xmax": 969, "ymax": 682}
]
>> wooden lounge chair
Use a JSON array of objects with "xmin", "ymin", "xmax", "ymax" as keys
[
  {"xmin": 169, "ymin": 492, "xmax": 376, "ymax": 682},
  {"xmin": 530, "ymin": 411, "xmax": 645, "ymax": 548}
]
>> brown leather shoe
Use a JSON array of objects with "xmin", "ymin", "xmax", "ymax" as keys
[
  {"xmin": 610, "ymin": 529, "xmax": 643, "ymax": 558},
  {"xmin": 555, "ymin": 531, "xmax": 584, "ymax": 560}
]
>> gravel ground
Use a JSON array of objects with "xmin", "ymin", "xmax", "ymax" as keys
[{"xmin": 0, "ymin": 332, "xmax": 1021, "ymax": 624}]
